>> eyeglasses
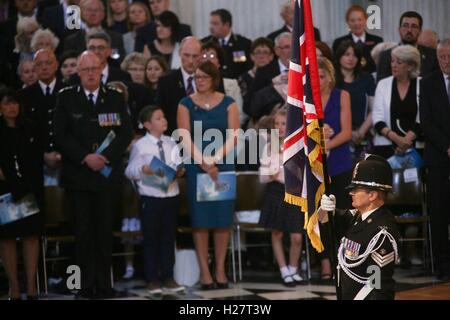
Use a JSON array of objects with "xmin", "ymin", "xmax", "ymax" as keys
[
  {"xmin": 252, "ymin": 50, "xmax": 272, "ymax": 56},
  {"xmin": 35, "ymin": 60, "xmax": 54, "ymax": 67},
  {"xmin": 87, "ymin": 45, "xmax": 108, "ymax": 52},
  {"xmin": 195, "ymin": 74, "xmax": 212, "ymax": 81},
  {"xmin": 202, "ymin": 53, "xmax": 217, "ymax": 60},
  {"xmin": 78, "ymin": 66, "xmax": 101, "ymax": 73},
  {"xmin": 400, "ymin": 23, "xmax": 420, "ymax": 30}
]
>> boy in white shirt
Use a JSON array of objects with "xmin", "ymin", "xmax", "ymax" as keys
[{"xmin": 125, "ymin": 105, "xmax": 185, "ymax": 296}]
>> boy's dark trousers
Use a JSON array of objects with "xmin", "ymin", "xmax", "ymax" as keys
[{"xmin": 140, "ymin": 195, "xmax": 180, "ymax": 283}]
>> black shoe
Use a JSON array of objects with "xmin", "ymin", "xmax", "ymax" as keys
[
  {"xmin": 282, "ymin": 275, "xmax": 296, "ymax": 288},
  {"xmin": 216, "ymin": 282, "xmax": 229, "ymax": 289},
  {"xmin": 200, "ymin": 283, "xmax": 215, "ymax": 290}
]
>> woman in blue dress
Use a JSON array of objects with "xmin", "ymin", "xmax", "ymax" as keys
[
  {"xmin": 318, "ymin": 58, "xmax": 353, "ymax": 280},
  {"xmin": 177, "ymin": 61, "xmax": 240, "ymax": 289}
]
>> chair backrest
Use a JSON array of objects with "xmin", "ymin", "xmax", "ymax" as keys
[
  {"xmin": 385, "ymin": 168, "xmax": 423, "ymax": 207},
  {"xmin": 235, "ymin": 172, "xmax": 265, "ymax": 212},
  {"xmin": 44, "ymin": 186, "xmax": 70, "ymax": 226}
]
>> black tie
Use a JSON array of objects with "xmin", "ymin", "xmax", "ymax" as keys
[
  {"xmin": 220, "ymin": 38, "xmax": 226, "ymax": 47},
  {"xmin": 355, "ymin": 214, "xmax": 363, "ymax": 225},
  {"xmin": 186, "ymin": 76, "xmax": 194, "ymax": 96},
  {"xmin": 88, "ymin": 93, "xmax": 95, "ymax": 107},
  {"xmin": 157, "ymin": 140, "xmax": 166, "ymax": 163},
  {"xmin": 45, "ymin": 86, "xmax": 51, "ymax": 96}
]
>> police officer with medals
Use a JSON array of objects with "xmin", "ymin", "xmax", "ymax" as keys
[
  {"xmin": 54, "ymin": 51, "xmax": 133, "ymax": 299},
  {"xmin": 319, "ymin": 155, "xmax": 400, "ymax": 300}
]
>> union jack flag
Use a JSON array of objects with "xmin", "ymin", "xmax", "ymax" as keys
[{"xmin": 284, "ymin": 0, "xmax": 326, "ymax": 252}]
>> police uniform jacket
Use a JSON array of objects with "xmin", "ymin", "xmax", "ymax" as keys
[
  {"xmin": 334, "ymin": 205, "xmax": 400, "ymax": 300},
  {"xmin": 19, "ymin": 79, "xmax": 64, "ymax": 153},
  {"xmin": 202, "ymin": 33, "xmax": 252, "ymax": 79},
  {"xmin": 54, "ymin": 85, "xmax": 133, "ymax": 191}
]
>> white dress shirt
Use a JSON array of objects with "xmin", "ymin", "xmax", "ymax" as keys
[
  {"xmin": 101, "ymin": 65, "xmax": 109, "ymax": 85},
  {"xmin": 39, "ymin": 78, "xmax": 57, "ymax": 95},
  {"xmin": 278, "ymin": 59, "xmax": 289, "ymax": 74},
  {"xmin": 352, "ymin": 32, "xmax": 366, "ymax": 44},
  {"xmin": 444, "ymin": 73, "xmax": 450, "ymax": 96},
  {"xmin": 361, "ymin": 206, "xmax": 381, "ymax": 221},
  {"xmin": 125, "ymin": 133, "xmax": 182, "ymax": 198},
  {"xmin": 181, "ymin": 67, "xmax": 196, "ymax": 93},
  {"xmin": 83, "ymin": 87, "xmax": 100, "ymax": 104}
]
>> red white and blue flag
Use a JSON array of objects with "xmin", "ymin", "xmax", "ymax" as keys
[{"xmin": 284, "ymin": 0, "xmax": 326, "ymax": 252}]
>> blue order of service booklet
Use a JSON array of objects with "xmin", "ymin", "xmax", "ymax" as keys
[
  {"xmin": 0, "ymin": 193, "xmax": 39, "ymax": 225},
  {"xmin": 96, "ymin": 130, "xmax": 116, "ymax": 178},
  {"xmin": 196, "ymin": 172, "xmax": 236, "ymax": 202},
  {"xmin": 142, "ymin": 156, "xmax": 177, "ymax": 192}
]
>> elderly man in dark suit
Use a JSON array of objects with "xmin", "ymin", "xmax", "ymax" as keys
[
  {"xmin": 157, "ymin": 36, "xmax": 202, "ymax": 135},
  {"xmin": 419, "ymin": 38, "xmax": 450, "ymax": 281},
  {"xmin": 377, "ymin": 11, "xmax": 439, "ymax": 82},
  {"xmin": 63, "ymin": 0, "xmax": 125, "ymax": 65}
]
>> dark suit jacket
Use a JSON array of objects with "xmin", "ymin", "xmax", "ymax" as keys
[
  {"xmin": 54, "ymin": 84, "xmax": 133, "ymax": 190},
  {"xmin": 202, "ymin": 33, "xmax": 252, "ymax": 79},
  {"xmin": 244, "ymin": 59, "xmax": 281, "ymax": 117},
  {"xmin": 377, "ymin": 45, "xmax": 439, "ymax": 82},
  {"xmin": 41, "ymin": 3, "xmax": 78, "ymax": 42},
  {"xmin": 267, "ymin": 25, "xmax": 321, "ymax": 42},
  {"xmin": 19, "ymin": 78, "xmax": 65, "ymax": 152},
  {"xmin": 156, "ymin": 69, "xmax": 187, "ymax": 135},
  {"xmin": 63, "ymin": 29, "xmax": 126, "ymax": 65},
  {"xmin": 134, "ymin": 21, "xmax": 192, "ymax": 52},
  {"xmin": 419, "ymin": 71, "xmax": 450, "ymax": 168},
  {"xmin": 332, "ymin": 32, "xmax": 383, "ymax": 74}
]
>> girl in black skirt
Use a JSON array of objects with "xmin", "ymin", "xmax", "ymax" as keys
[
  {"xmin": 258, "ymin": 106, "xmax": 305, "ymax": 287},
  {"xmin": 0, "ymin": 89, "xmax": 44, "ymax": 300}
]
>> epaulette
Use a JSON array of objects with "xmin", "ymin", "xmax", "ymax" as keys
[
  {"xmin": 58, "ymin": 85, "xmax": 76, "ymax": 94},
  {"xmin": 106, "ymin": 84, "xmax": 123, "ymax": 93}
]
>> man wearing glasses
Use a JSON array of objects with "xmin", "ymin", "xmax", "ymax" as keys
[
  {"xmin": 377, "ymin": 11, "xmax": 439, "ymax": 82},
  {"xmin": 54, "ymin": 51, "xmax": 133, "ymax": 299}
]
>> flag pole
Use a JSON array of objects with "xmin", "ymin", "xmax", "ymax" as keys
[
  {"xmin": 302, "ymin": 0, "xmax": 340, "ymax": 297},
  {"xmin": 318, "ymin": 121, "xmax": 340, "ymax": 298}
]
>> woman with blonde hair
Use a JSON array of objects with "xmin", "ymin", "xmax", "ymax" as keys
[
  {"xmin": 318, "ymin": 57, "xmax": 353, "ymax": 280},
  {"xmin": 30, "ymin": 29, "xmax": 59, "ymax": 53},
  {"xmin": 121, "ymin": 52, "xmax": 148, "ymax": 84}
]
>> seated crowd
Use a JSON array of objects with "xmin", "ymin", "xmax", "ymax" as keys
[{"xmin": 0, "ymin": 0, "xmax": 449, "ymax": 299}]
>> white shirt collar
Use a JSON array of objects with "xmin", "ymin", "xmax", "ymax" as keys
[
  {"xmin": 278, "ymin": 59, "xmax": 289, "ymax": 74},
  {"xmin": 181, "ymin": 67, "xmax": 196, "ymax": 92},
  {"xmin": 361, "ymin": 206, "xmax": 381, "ymax": 221},
  {"xmin": 221, "ymin": 32, "xmax": 232, "ymax": 46},
  {"xmin": 145, "ymin": 132, "xmax": 162, "ymax": 145},
  {"xmin": 102, "ymin": 65, "xmax": 109, "ymax": 84},
  {"xmin": 38, "ymin": 78, "xmax": 57, "ymax": 95},
  {"xmin": 285, "ymin": 24, "xmax": 293, "ymax": 32},
  {"xmin": 351, "ymin": 32, "xmax": 366, "ymax": 43},
  {"xmin": 444, "ymin": 73, "xmax": 450, "ymax": 95},
  {"xmin": 83, "ymin": 87, "xmax": 100, "ymax": 104}
]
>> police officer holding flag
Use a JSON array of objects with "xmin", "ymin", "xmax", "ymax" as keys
[
  {"xmin": 54, "ymin": 51, "xmax": 133, "ymax": 299},
  {"xmin": 319, "ymin": 155, "xmax": 400, "ymax": 300}
]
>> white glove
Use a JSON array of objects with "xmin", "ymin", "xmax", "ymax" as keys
[{"xmin": 320, "ymin": 194, "xmax": 336, "ymax": 212}]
